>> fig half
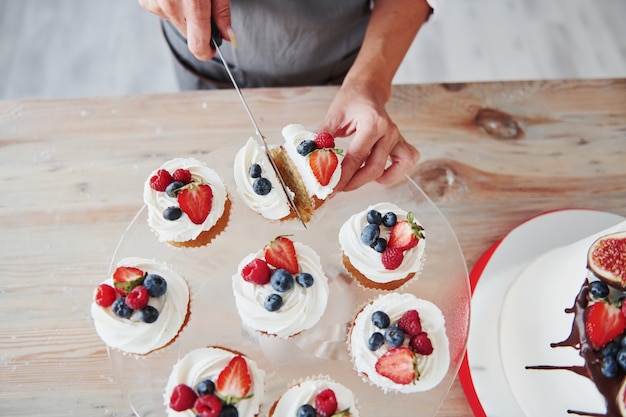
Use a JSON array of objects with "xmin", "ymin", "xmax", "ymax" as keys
[{"xmin": 587, "ymin": 231, "xmax": 626, "ymax": 290}]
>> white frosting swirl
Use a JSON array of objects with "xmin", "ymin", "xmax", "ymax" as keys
[
  {"xmin": 339, "ymin": 202, "xmax": 426, "ymax": 283},
  {"xmin": 90, "ymin": 257, "xmax": 189, "ymax": 355},
  {"xmin": 163, "ymin": 347, "xmax": 265, "ymax": 417},
  {"xmin": 281, "ymin": 124, "xmax": 342, "ymax": 200},
  {"xmin": 232, "ymin": 242, "xmax": 330, "ymax": 338},
  {"xmin": 143, "ymin": 158, "xmax": 228, "ymax": 243},
  {"xmin": 271, "ymin": 378, "xmax": 359, "ymax": 417},
  {"xmin": 233, "ymin": 137, "xmax": 292, "ymax": 220},
  {"xmin": 349, "ymin": 293, "xmax": 449, "ymax": 393}
]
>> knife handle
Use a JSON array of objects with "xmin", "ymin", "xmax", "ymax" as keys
[{"xmin": 211, "ymin": 18, "xmax": 223, "ymax": 48}]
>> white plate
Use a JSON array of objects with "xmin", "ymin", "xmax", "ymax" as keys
[
  {"xmin": 462, "ymin": 209, "xmax": 625, "ymax": 417},
  {"xmin": 105, "ymin": 139, "xmax": 470, "ymax": 417}
]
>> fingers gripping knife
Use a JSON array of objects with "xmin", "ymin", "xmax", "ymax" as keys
[{"xmin": 210, "ymin": 21, "xmax": 307, "ymax": 228}]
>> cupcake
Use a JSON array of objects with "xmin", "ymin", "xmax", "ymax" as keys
[
  {"xmin": 268, "ymin": 376, "xmax": 359, "ymax": 417},
  {"xmin": 348, "ymin": 293, "xmax": 449, "ymax": 393},
  {"xmin": 90, "ymin": 257, "xmax": 190, "ymax": 356},
  {"xmin": 231, "ymin": 235, "xmax": 330, "ymax": 338},
  {"xmin": 144, "ymin": 157, "xmax": 230, "ymax": 247},
  {"xmin": 339, "ymin": 202, "xmax": 426, "ymax": 290},
  {"xmin": 233, "ymin": 124, "xmax": 343, "ymax": 223},
  {"xmin": 163, "ymin": 346, "xmax": 265, "ymax": 417}
]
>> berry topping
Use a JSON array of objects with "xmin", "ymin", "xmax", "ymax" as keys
[
  {"xmin": 360, "ymin": 223, "xmax": 380, "ymax": 246},
  {"xmin": 264, "ymin": 236, "xmax": 299, "ymax": 274},
  {"xmin": 248, "ymin": 163, "xmax": 262, "ymax": 178},
  {"xmin": 112, "ymin": 297, "xmax": 133, "ymax": 318},
  {"xmin": 264, "ymin": 293, "xmax": 283, "ymax": 312},
  {"xmin": 381, "ymin": 247, "xmax": 405, "ymax": 270},
  {"xmin": 295, "ymin": 272, "xmax": 314, "ymax": 288},
  {"xmin": 178, "ymin": 183, "xmax": 213, "ymax": 225},
  {"xmin": 241, "ymin": 258, "xmax": 271, "ymax": 285},
  {"xmin": 149, "ymin": 169, "xmax": 174, "ymax": 192},
  {"xmin": 388, "ymin": 212, "xmax": 424, "ymax": 250},
  {"xmin": 315, "ymin": 388, "xmax": 338, "ymax": 417},
  {"xmin": 297, "ymin": 404, "xmax": 317, "ymax": 417},
  {"xmin": 197, "ymin": 379, "xmax": 216, "ymax": 396},
  {"xmin": 368, "ymin": 332, "xmax": 385, "ymax": 351},
  {"xmin": 409, "ymin": 332, "xmax": 434, "ymax": 355},
  {"xmin": 314, "ymin": 131, "xmax": 335, "ymax": 149},
  {"xmin": 253, "ymin": 177, "xmax": 272, "ymax": 195},
  {"xmin": 297, "ymin": 140, "xmax": 317, "ymax": 156},
  {"xmin": 170, "ymin": 383, "xmax": 198, "ymax": 412},
  {"xmin": 218, "ymin": 404, "xmax": 238, "ymax": 417},
  {"xmin": 94, "ymin": 283, "xmax": 117, "ymax": 307},
  {"xmin": 163, "ymin": 206, "xmax": 183, "ymax": 221},
  {"xmin": 143, "ymin": 273, "xmax": 167, "ymax": 297},
  {"xmin": 585, "ymin": 300, "xmax": 626, "ymax": 350},
  {"xmin": 309, "ymin": 148, "xmax": 340, "ymax": 186},
  {"xmin": 112, "ymin": 266, "xmax": 145, "ymax": 295},
  {"xmin": 270, "ymin": 269, "xmax": 295, "ymax": 292},
  {"xmin": 139, "ymin": 305, "xmax": 159, "ymax": 323},
  {"xmin": 372, "ymin": 311, "xmax": 391, "ymax": 329},
  {"xmin": 172, "ymin": 168, "xmax": 193, "ymax": 184},
  {"xmin": 589, "ymin": 280, "xmax": 610, "ymax": 300},
  {"xmin": 384, "ymin": 326, "xmax": 406, "ymax": 348},
  {"xmin": 125, "ymin": 285, "xmax": 149, "ymax": 310},
  {"xmin": 382, "ymin": 211, "xmax": 397, "ymax": 227},
  {"xmin": 194, "ymin": 394, "xmax": 223, "ymax": 417},
  {"xmin": 216, "ymin": 355, "xmax": 252, "ymax": 404},
  {"xmin": 601, "ymin": 355, "xmax": 619, "ymax": 378},
  {"xmin": 372, "ymin": 237, "xmax": 387, "ymax": 253},
  {"xmin": 374, "ymin": 346, "xmax": 418, "ymax": 385},
  {"xmin": 397, "ymin": 309, "xmax": 422, "ymax": 336},
  {"xmin": 366, "ymin": 209, "xmax": 383, "ymax": 225},
  {"xmin": 165, "ymin": 180, "xmax": 186, "ymax": 198}
]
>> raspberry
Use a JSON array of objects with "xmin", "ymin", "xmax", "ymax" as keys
[
  {"xmin": 169, "ymin": 384, "xmax": 198, "ymax": 412},
  {"xmin": 241, "ymin": 258, "xmax": 271, "ymax": 285},
  {"xmin": 410, "ymin": 332, "xmax": 434, "ymax": 355},
  {"xmin": 194, "ymin": 394, "xmax": 223, "ymax": 417},
  {"xmin": 172, "ymin": 168, "xmax": 193, "ymax": 184},
  {"xmin": 149, "ymin": 169, "xmax": 174, "ymax": 191},
  {"xmin": 125, "ymin": 285, "xmax": 149, "ymax": 310},
  {"xmin": 315, "ymin": 388, "xmax": 338, "ymax": 417},
  {"xmin": 397, "ymin": 309, "xmax": 422, "ymax": 336},
  {"xmin": 314, "ymin": 132, "xmax": 335, "ymax": 149},
  {"xmin": 381, "ymin": 247, "xmax": 404, "ymax": 270},
  {"xmin": 94, "ymin": 283, "xmax": 117, "ymax": 307}
]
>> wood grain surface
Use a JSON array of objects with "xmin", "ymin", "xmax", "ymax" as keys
[{"xmin": 1, "ymin": 79, "xmax": 625, "ymax": 416}]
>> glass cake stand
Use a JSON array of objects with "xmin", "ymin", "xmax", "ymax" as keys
[{"xmin": 106, "ymin": 139, "xmax": 470, "ymax": 417}]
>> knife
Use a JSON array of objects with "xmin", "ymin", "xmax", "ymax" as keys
[{"xmin": 210, "ymin": 21, "xmax": 307, "ymax": 228}]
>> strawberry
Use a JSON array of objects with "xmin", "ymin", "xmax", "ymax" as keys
[
  {"xmin": 194, "ymin": 394, "xmax": 223, "ymax": 417},
  {"xmin": 374, "ymin": 346, "xmax": 418, "ymax": 385},
  {"xmin": 149, "ymin": 169, "xmax": 174, "ymax": 192},
  {"xmin": 178, "ymin": 183, "xmax": 213, "ymax": 225},
  {"xmin": 264, "ymin": 236, "xmax": 299, "ymax": 274},
  {"xmin": 94, "ymin": 283, "xmax": 118, "ymax": 307},
  {"xmin": 241, "ymin": 258, "xmax": 271, "ymax": 285},
  {"xmin": 315, "ymin": 388, "xmax": 338, "ymax": 417},
  {"xmin": 172, "ymin": 168, "xmax": 193, "ymax": 184},
  {"xmin": 397, "ymin": 309, "xmax": 422, "ymax": 336},
  {"xmin": 585, "ymin": 301, "xmax": 626, "ymax": 350},
  {"xmin": 409, "ymin": 332, "xmax": 434, "ymax": 355},
  {"xmin": 216, "ymin": 355, "xmax": 252, "ymax": 404},
  {"xmin": 309, "ymin": 149, "xmax": 339, "ymax": 186},
  {"xmin": 381, "ymin": 247, "xmax": 404, "ymax": 270},
  {"xmin": 169, "ymin": 384, "xmax": 198, "ymax": 411},
  {"xmin": 314, "ymin": 131, "xmax": 335, "ymax": 149},
  {"xmin": 125, "ymin": 285, "xmax": 149, "ymax": 310},
  {"xmin": 387, "ymin": 212, "xmax": 424, "ymax": 250},
  {"xmin": 112, "ymin": 266, "xmax": 145, "ymax": 295}
]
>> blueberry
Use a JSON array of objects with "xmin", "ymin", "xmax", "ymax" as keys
[
  {"xmin": 601, "ymin": 355, "xmax": 618, "ymax": 378},
  {"xmin": 620, "ymin": 335, "xmax": 626, "ymax": 348},
  {"xmin": 112, "ymin": 297, "xmax": 133, "ymax": 319},
  {"xmin": 218, "ymin": 404, "xmax": 238, "ymax": 417},
  {"xmin": 271, "ymin": 269, "xmax": 294, "ymax": 292},
  {"xmin": 382, "ymin": 212, "xmax": 397, "ymax": 227},
  {"xmin": 295, "ymin": 272, "xmax": 314, "ymax": 288},
  {"xmin": 617, "ymin": 348, "xmax": 626, "ymax": 371},
  {"xmin": 368, "ymin": 332, "xmax": 385, "ymax": 351},
  {"xmin": 297, "ymin": 140, "xmax": 316, "ymax": 156},
  {"xmin": 589, "ymin": 280, "xmax": 609, "ymax": 300},
  {"xmin": 360, "ymin": 223, "xmax": 380, "ymax": 246},
  {"xmin": 253, "ymin": 177, "xmax": 272, "ymax": 195},
  {"xmin": 371, "ymin": 311, "xmax": 390, "ymax": 329},
  {"xmin": 163, "ymin": 206, "xmax": 182, "ymax": 221},
  {"xmin": 139, "ymin": 305, "xmax": 159, "ymax": 323},
  {"xmin": 602, "ymin": 341, "xmax": 619, "ymax": 358},
  {"xmin": 372, "ymin": 237, "xmax": 387, "ymax": 253},
  {"xmin": 384, "ymin": 326, "xmax": 405, "ymax": 348},
  {"xmin": 366, "ymin": 209, "xmax": 383, "ymax": 225},
  {"xmin": 248, "ymin": 163, "xmax": 262, "ymax": 178},
  {"xmin": 144, "ymin": 274, "xmax": 167, "ymax": 297},
  {"xmin": 197, "ymin": 379, "xmax": 216, "ymax": 395},
  {"xmin": 264, "ymin": 293, "xmax": 283, "ymax": 311},
  {"xmin": 165, "ymin": 181, "xmax": 185, "ymax": 197},
  {"xmin": 297, "ymin": 404, "xmax": 316, "ymax": 417}
]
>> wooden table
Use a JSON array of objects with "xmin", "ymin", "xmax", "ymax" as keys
[{"xmin": 1, "ymin": 78, "xmax": 625, "ymax": 416}]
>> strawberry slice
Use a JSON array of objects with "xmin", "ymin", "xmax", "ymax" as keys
[
  {"xmin": 375, "ymin": 346, "xmax": 418, "ymax": 385},
  {"xmin": 112, "ymin": 266, "xmax": 145, "ymax": 295},
  {"xmin": 309, "ymin": 149, "xmax": 339, "ymax": 186},
  {"xmin": 264, "ymin": 236, "xmax": 299, "ymax": 274},
  {"xmin": 387, "ymin": 213, "xmax": 425, "ymax": 250},
  {"xmin": 178, "ymin": 183, "xmax": 213, "ymax": 225},
  {"xmin": 216, "ymin": 355, "xmax": 252, "ymax": 404},
  {"xmin": 585, "ymin": 301, "xmax": 626, "ymax": 350}
]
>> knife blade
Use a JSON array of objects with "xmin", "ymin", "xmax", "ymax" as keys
[{"xmin": 210, "ymin": 22, "xmax": 307, "ymax": 228}]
